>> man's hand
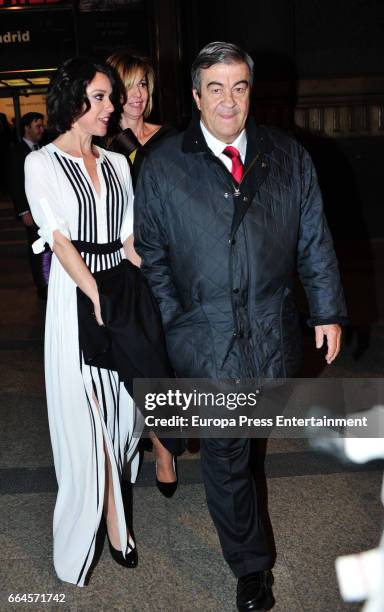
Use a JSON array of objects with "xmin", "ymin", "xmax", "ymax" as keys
[
  {"xmin": 21, "ymin": 212, "xmax": 34, "ymax": 227},
  {"xmin": 315, "ymin": 324, "xmax": 342, "ymax": 364}
]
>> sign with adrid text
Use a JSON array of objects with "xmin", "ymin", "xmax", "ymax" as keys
[
  {"xmin": 0, "ymin": 30, "xmax": 30, "ymax": 43},
  {"xmin": 0, "ymin": 9, "xmax": 75, "ymax": 70}
]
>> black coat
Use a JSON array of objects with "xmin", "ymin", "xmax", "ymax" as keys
[
  {"xmin": 134, "ymin": 118, "xmax": 347, "ymax": 379},
  {"xmin": 8, "ymin": 140, "xmax": 32, "ymax": 217},
  {"xmin": 76, "ymin": 257, "xmax": 174, "ymax": 397},
  {"xmin": 110, "ymin": 124, "xmax": 177, "ymax": 189}
]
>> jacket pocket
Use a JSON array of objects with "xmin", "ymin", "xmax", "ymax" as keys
[
  {"xmin": 165, "ymin": 305, "xmax": 217, "ymax": 378},
  {"xmin": 251, "ymin": 320, "xmax": 281, "ymax": 375}
]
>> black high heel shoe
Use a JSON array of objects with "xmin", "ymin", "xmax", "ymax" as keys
[
  {"xmin": 108, "ymin": 533, "xmax": 138, "ymax": 568},
  {"xmin": 156, "ymin": 456, "xmax": 178, "ymax": 498}
]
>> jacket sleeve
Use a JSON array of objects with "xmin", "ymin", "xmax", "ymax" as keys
[
  {"xmin": 297, "ymin": 147, "xmax": 348, "ymax": 326},
  {"xmin": 8, "ymin": 145, "xmax": 30, "ymax": 217},
  {"xmin": 134, "ymin": 158, "xmax": 184, "ymax": 327}
]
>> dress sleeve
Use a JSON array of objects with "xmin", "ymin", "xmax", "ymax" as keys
[
  {"xmin": 119, "ymin": 154, "xmax": 135, "ymax": 244},
  {"xmin": 24, "ymin": 151, "xmax": 71, "ymax": 253}
]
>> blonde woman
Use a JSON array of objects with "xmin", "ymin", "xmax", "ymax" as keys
[
  {"xmin": 107, "ymin": 50, "xmax": 182, "ymax": 496},
  {"xmin": 107, "ymin": 51, "xmax": 177, "ymax": 187}
]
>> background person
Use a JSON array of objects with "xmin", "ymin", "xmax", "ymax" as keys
[
  {"xmin": 107, "ymin": 50, "xmax": 182, "ymax": 497},
  {"xmin": 0, "ymin": 112, "xmax": 11, "ymax": 195},
  {"xmin": 134, "ymin": 41, "xmax": 347, "ymax": 611},
  {"xmin": 8, "ymin": 112, "xmax": 51, "ymax": 299},
  {"xmin": 107, "ymin": 51, "xmax": 177, "ymax": 188}
]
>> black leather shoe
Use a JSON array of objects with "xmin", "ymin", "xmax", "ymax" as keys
[
  {"xmin": 108, "ymin": 534, "xmax": 138, "ymax": 568},
  {"xmin": 156, "ymin": 457, "xmax": 178, "ymax": 498},
  {"xmin": 236, "ymin": 570, "xmax": 275, "ymax": 611}
]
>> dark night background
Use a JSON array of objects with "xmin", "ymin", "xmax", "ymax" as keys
[
  {"xmin": 0, "ymin": 4, "xmax": 383, "ymax": 609},
  {"xmin": 1, "ymin": 0, "xmax": 384, "ymax": 335}
]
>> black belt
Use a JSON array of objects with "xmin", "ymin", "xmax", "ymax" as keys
[{"xmin": 72, "ymin": 239, "xmax": 122, "ymax": 255}]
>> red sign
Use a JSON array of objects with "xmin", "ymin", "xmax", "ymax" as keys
[{"xmin": 0, "ymin": 0, "xmax": 66, "ymax": 6}]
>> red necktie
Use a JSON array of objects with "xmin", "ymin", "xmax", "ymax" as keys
[{"xmin": 223, "ymin": 146, "xmax": 244, "ymax": 183}]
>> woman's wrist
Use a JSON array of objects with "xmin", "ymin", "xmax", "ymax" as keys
[
  {"xmin": 89, "ymin": 284, "xmax": 99, "ymax": 307},
  {"xmin": 92, "ymin": 294, "xmax": 104, "ymax": 326}
]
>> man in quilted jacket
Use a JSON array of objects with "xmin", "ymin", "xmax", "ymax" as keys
[{"xmin": 134, "ymin": 41, "xmax": 347, "ymax": 611}]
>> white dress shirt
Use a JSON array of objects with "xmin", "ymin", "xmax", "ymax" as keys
[
  {"xmin": 200, "ymin": 121, "xmax": 247, "ymax": 172},
  {"xmin": 23, "ymin": 137, "xmax": 38, "ymax": 151}
]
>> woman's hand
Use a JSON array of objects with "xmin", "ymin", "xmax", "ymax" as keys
[
  {"xmin": 123, "ymin": 234, "xmax": 141, "ymax": 267},
  {"xmin": 50, "ymin": 231, "xmax": 104, "ymax": 326},
  {"xmin": 93, "ymin": 297, "xmax": 104, "ymax": 326}
]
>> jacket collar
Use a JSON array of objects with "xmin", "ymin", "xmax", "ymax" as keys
[
  {"xmin": 182, "ymin": 115, "xmax": 275, "ymax": 240},
  {"xmin": 182, "ymin": 114, "xmax": 274, "ymax": 162},
  {"xmin": 182, "ymin": 116, "xmax": 210, "ymax": 154}
]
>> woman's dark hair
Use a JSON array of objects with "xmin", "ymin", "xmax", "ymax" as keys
[{"xmin": 47, "ymin": 56, "xmax": 126, "ymax": 134}]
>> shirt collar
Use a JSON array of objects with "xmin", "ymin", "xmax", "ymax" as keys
[
  {"xmin": 23, "ymin": 137, "xmax": 37, "ymax": 151},
  {"xmin": 200, "ymin": 121, "xmax": 247, "ymax": 162}
]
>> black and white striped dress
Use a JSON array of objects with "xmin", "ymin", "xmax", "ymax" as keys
[{"xmin": 25, "ymin": 143, "xmax": 141, "ymax": 586}]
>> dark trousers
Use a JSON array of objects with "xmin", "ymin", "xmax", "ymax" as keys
[
  {"xmin": 26, "ymin": 225, "xmax": 51, "ymax": 298},
  {"xmin": 200, "ymin": 437, "xmax": 274, "ymax": 578}
]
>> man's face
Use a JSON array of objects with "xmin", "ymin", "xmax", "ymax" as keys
[
  {"xmin": 192, "ymin": 61, "xmax": 250, "ymax": 143},
  {"xmin": 25, "ymin": 118, "xmax": 44, "ymax": 144}
]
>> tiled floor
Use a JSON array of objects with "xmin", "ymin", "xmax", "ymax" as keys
[{"xmin": 0, "ymin": 196, "xmax": 383, "ymax": 611}]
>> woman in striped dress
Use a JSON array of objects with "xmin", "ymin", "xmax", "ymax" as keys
[{"xmin": 25, "ymin": 58, "xmax": 142, "ymax": 586}]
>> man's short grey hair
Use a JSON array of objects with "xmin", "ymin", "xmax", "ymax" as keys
[{"xmin": 191, "ymin": 41, "xmax": 254, "ymax": 94}]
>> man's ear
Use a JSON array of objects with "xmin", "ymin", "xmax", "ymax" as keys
[{"xmin": 192, "ymin": 89, "xmax": 201, "ymax": 110}]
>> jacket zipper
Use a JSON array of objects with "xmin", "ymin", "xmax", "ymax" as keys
[
  {"xmin": 232, "ymin": 152, "xmax": 261, "ymax": 196},
  {"xmin": 206, "ymin": 151, "xmax": 262, "ymax": 367},
  {"xmin": 228, "ymin": 153, "xmax": 262, "ymax": 369}
]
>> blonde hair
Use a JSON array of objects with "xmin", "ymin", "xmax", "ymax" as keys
[{"xmin": 107, "ymin": 51, "xmax": 155, "ymax": 119}]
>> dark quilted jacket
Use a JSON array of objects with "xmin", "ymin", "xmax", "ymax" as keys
[{"xmin": 134, "ymin": 118, "xmax": 347, "ymax": 379}]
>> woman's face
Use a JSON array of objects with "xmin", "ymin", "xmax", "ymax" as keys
[
  {"xmin": 75, "ymin": 71, "xmax": 114, "ymax": 137},
  {"xmin": 123, "ymin": 69, "xmax": 149, "ymax": 121}
]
